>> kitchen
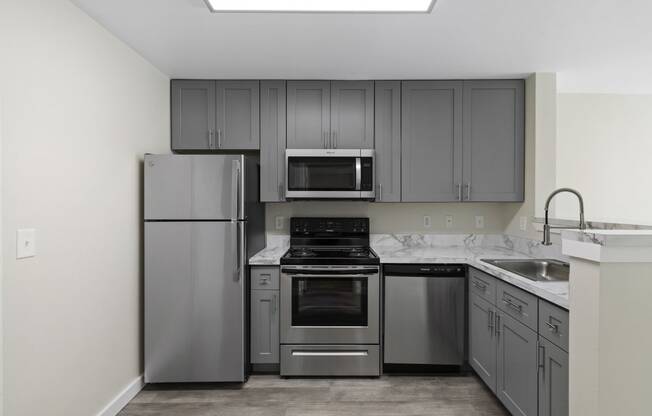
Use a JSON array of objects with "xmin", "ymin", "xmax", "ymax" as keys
[{"xmin": 2, "ymin": 1, "xmax": 652, "ymax": 416}]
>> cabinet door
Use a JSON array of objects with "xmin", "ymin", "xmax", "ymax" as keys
[
  {"xmin": 539, "ymin": 336, "xmax": 569, "ymax": 416},
  {"xmin": 401, "ymin": 81, "xmax": 463, "ymax": 202},
  {"xmin": 216, "ymin": 81, "xmax": 260, "ymax": 150},
  {"xmin": 469, "ymin": 293, "xmax": 497, "ymax": 393},
  {"xmin": 171, "ymin": 80, "xmax": 215, "ymax": 150},
  {"xmin": 287, "ymin": 81, "xmax": 331, "ymax": 149},
  {"xmin": 250, "ymin": 290, "xmax": 280, "ymax": 364},
  {"xmin": 260, "ymin": 81, "xmax": 287, "ymax": 202},
  {"xmin": 462, "ymin": 80, "xmax": 524, "ymax": 201},
  {"xmin": 496, "ymin": 312, "xmax": 538, "ymax": 416},
  {"xmin": 374, "ymin": 81, "xmax": 401, "ymax": 202},
  {"xmin": 330, "ymin": 81, "xmax": 374, "ymax": 149}
]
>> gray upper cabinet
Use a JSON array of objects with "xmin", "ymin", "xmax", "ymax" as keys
[
  {"xmin": 330, "ymin": 81, "xmax": 374, "ymax": 149},
  {"xmin": 171, "ymin": 80, "xmax": 215, "ymax": 151},
  {"xmin": 538, "ymin": 336, "xmax": 569, "ymax": 416},
  {"xmin": 401, "ymin": 81, "xmax": 463, "ymax": 202},
  {"xmin": 215, "ymin": 81, "xmax": 260, "ymax": 150},
  {"xmin": 462, "ymin": 80, "xmax": 524, "ymax": 201},
  {"xmin": 496, "ymin": 311, "xmax": 539, "ymax": 416},
  {"xmin": 260, "ymin": 81, "xmax": 287, "ymax": 202},
  {"xmin": 287, "ymin": 81, "xmax": 330, "ymax": 149},
  {"xmin": 469, "ymin": 293, "xmax": 497, "ymax": 393},
  {"xmin": 374, "ymin": 81, "xmax": 401, "ymax": 202}
]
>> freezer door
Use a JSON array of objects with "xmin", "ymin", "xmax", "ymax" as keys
[
  {"xmin": 145, "ymin": 221, "xmax": 244, "ymax": 382},
  {"xmin": 144, "ymin": 154, "xmax": 243, "ymax": 220}
]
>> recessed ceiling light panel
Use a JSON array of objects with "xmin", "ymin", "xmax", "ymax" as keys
[{"xmin": 205, "ymin": 0, "xmax": 437, "ymax": 13}]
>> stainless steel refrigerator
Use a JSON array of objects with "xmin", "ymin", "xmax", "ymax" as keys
[{"xmin": 144, "ymin": 154, "xmax": 264, "ymax": 383}]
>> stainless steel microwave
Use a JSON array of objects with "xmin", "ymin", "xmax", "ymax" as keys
[{"xmin": 285, "ymin": 149, "xmax": 375, "ymax": 200}]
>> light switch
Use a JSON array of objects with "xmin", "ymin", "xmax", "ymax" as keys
[
  {"xmin": 475, "ymin": 216, "xmax": 485, "ymax": 229},
  {"xmin": 445, "ymin": 215, "xmax": 454, "ymax": 228},
  {"xmin": 17, "ymin": 228, "xmax": 36, "ymax": 259},
  {"xmin": 423, "ymin": 216, "xmax": 432, "ymax": 228}
]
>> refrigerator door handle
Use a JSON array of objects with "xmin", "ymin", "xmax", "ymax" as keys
[
  {"xmin": 231, "ymin": 159, "xmax": 241, "ymax": 220},
  {"xmin": 234, "ymin": 221, "xmax": 241, "ymax": 281}
]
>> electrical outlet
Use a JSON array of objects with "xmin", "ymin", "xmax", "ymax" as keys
[
  {"xmin": 275, "ymin": 216, "xmax": 284, "ymax": 230},
  {"xmin": 475, "ymin": 216, "xmax": 485, "ymax": 229},
  {"xmin": 423, "ymin": 216, "xmax": 432, "ymax": 228},
  {"xmin": 445, "ymin": 215, "xmax": 454, "ymax": 228},
  {"xmin": 520, "ymin": 216, "xmax": 528, "ymax": 231},
  {"xmin": 17, "ymin": 228, "xmax": 36, "ymax": 259}
]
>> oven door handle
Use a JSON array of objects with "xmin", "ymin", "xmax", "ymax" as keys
[{"xmin": 284, "ymin": 273, "xmax": 377, "ymax": 278}]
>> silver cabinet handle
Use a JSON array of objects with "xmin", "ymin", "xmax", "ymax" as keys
[
  {"xmin": 208, "ymin": 130, "xmax": 213, "ymax": 148},
  {"xmin": 495, "ymin": 313, "xmax": 501, "ymax": 336},
  {"xmin": 545, "ymin": 321, "xmax": 560, "ymax": 334},
  {"xmin": 218, "ymin": 129, "xmax": 222, "ymax": 148},
  {"xmin": 457, "ymin": 183, "xmax": 462, "ymax": 201},
  {"xmin": 378, "ymin": 183, "xmax": 383, "ymax": 201},
  {"xmin": 259, "ymin": 275, "xmax": 270, "ymax": 285},
  {"xmin": 488, "ymin": 309, "xmax": 494, "ymax": 331},
  {"xmin": 502, "ymin": 298, "xmax": 524, "ymax": 314},
  {"xmin": 472, "ymin": 280, "xmax": 487, "ymax": 291},
  {"xmin": 333, "ymin": 131, "xmax": 337, "ymax": 148},
  {"xmin": 272, "ymin": 294, "xmax": 278, "ymax": 314},
  {"xmin": 538, "ymin": 343, "xmax": 546, "ymax": 377},
  {"xmin": 466, "ymin": 182, "xmax": 471, "ymax": 200}
]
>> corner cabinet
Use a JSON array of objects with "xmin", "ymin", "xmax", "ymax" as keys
[
  {"xmin": 260, "ymin": 81, "xmax": 287, "ymax": 202},
  {"xmin": 468, "ymin": 268, "xmax": 568, "ymax": 416},
  {"xmin": 171, "ymin": 80, "xmax": 260, "ymax": 151},
  {"xmin": 374, "ymin": 81, "xmax": 402, "ymax": 202},
  {"xmin": 463, "ymin": 80, "xmax": 524, "ymax": 201},
  {"xmin": 250, "ymin": 267, "xmax": 280, "ymax": 365},
  {"xmin": 287, "ymin": 81, "xmax": 374, "ymax": 149}
]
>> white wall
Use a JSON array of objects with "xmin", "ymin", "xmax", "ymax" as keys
[
  {"xmin": 557, "ymin": 94, "xmax": 652, "ymax": 225},
  {"xmin": 0, "ymin": 1, "xmax": 169, "ymax": 415}
]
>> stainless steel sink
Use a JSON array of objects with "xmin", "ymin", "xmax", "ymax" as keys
[{"xmin": 481, "ymin": 259, "xmax": 569, "ymax": 282}]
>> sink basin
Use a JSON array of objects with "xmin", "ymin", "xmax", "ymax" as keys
[{"xmin": 482, "ymin": 259, "xmax": 569, "ymax": 282}]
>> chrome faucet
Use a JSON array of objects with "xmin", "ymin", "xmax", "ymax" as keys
[{"xmin": 542, "ymin": 188, "xmax": 586, "ymax": 245}]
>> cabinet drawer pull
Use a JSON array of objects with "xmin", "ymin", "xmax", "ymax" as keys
[
  {"xmin": 502, "ymin": 298, "xmax": 523, "ymax": 313},
  {"xmin": 472, "ymin": 281, "xmax": 488, "ymax": 291},
  {"xmin": 495, "ymin": 314, "xmax": 501, "ymax": 336},
  {"xmin": 488, "ymin": 309, "xmax": 494, "ymax": 331},
  {"xmin": 545, "ymin": 321, "xmax": 560, "ymax": 334},
  {"xmin": 538, "ymin": 343, "xmax": 546, "ymax": 377}
]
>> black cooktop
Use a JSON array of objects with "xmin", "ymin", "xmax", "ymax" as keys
[{"xmin": 281, "ymin": 217, "xmax": 379, "ymax": 265}]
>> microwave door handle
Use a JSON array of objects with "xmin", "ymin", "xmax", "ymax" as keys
[{"xmin": 355, "ymin": 157, "xmax": 362, "ymax": 191}]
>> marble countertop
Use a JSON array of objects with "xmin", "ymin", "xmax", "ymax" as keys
[{"xmin": 249, "ymin": 233, "xmax": 569, "ymax": 309}]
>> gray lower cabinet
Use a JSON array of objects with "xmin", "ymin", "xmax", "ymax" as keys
[
  {"xmin": 260, "ymin": 81, "xmax": 287, "ymax": 202},
  {"xmin": 401, "ymin": 81, "xmax": 463, "ymax": 202},
  {"xmin": 469, "ymin": 293, "xmax": 497, "ymax": 392},
  {"xmin": 462, "ymin": 80, "xmax": 524, "ymax": 202},
  {"xmin": 330, "ymin": 81, "xmax": 374, "ymax": 149},
  {"xmin": 171, "ymin": 80, "xmax": 259, "ymax": 151},
  {"xmin": 374, "ymin": 81, "xmax": 401, "ymax": 202},
  {"xmin": 171, "ymin": 80, "xmax": 215, "ymax": 150},
  {"xmin": 538, "ymin": 336, "xmax": 569, "ymax": 416},
  {"xmin": 215, "ymin": 81, "xmax": 260, "ymax": 150},
  {"xmin": 287, "ymin": 81, "xmax": 330, "ymax": 149},
  {"xmin": 496, "ymin": 311, "xmax": 539, "ymax": 416},
  {"xmin": 250, "ymin": 289, "xmax": 279, "ymax": 364}
]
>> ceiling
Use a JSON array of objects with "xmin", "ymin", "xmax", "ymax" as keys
[{"xmin": 72, "ymin": 0, "xmax": 652, "ymax": 94}]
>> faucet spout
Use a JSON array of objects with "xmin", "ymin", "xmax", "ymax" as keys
[{"xmin": 542, "ymin": 188, "xmax": 586, "ymax": 245}]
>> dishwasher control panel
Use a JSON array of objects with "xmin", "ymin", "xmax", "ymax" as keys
[{"xmin": 383, "ymin": 264, "xmax": 466, "ymax": 277}]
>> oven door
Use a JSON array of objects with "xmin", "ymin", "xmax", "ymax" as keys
[
  {"xmin": 285, "ymin": 149, "xmax": 375, "ymax": 199},
  {"xmin": 280, "ymin": 266, "xmax": 380, "ymax": 345}
]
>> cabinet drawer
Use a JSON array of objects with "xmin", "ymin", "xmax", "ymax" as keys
[
  {"xmin": 539, "ymin": 300, "xmax": 569, "ymax": 352},
  {"xmin": 469, "ymin": 268, "xmax": 497, "ymax": 304},
  {"xmin": 497, "ymin": 281, "xmax": 538, "ymax": 330},
  {"xmin": 250, "ymin": 267, "xmax": 279, "ymax": 290}
]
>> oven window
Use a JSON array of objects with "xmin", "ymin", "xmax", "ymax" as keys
[
  {"xmin": 287, "ymin": 157, "xmax": 356, "ymax": 191},
  {"xmin": 292, "ymin": 277, "xmax": 368, "ymax": 326}
]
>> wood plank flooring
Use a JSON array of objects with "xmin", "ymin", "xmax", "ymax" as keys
[{"xmin": 119, "ymin": 375, "xmax": 509, "ymax": 416}]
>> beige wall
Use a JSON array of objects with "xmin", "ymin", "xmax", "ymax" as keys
[
  {"xmin": 557, "ymin": 93, "xmax": 652, "ymax": 226},
  {"xmin": 0, "ymin": 1, "xmax": 169, "ymax": 415}
]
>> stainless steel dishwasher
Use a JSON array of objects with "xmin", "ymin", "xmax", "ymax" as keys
[{"xmin": 384, "ymin": 264, "xmax": 466, "ymax": 366}]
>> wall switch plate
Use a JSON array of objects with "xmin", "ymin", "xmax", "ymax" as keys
[
  {"xmin": 445, "ymin": 215, "xmax": 454, "ymax": 228},
  {"xmin": 275, "ymin": 216, "xmax": 284, "ymax": 230},
  {"xmin": 520, "ymin": 216, "xmax": 528, "ymax": 231},
  {"xmin": 475, "ymin": 216, "xmax": 485, "ymax": 229},
  {"xmin": 423, "ymin": 216, "xmax": 432, "ymax": 228},
  {"xmin": 17, "ymin": 228, "xmax": 36, "ymax": 259}
]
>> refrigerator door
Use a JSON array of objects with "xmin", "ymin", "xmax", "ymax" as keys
[
  {"xmin": 145, "ymin": 221, "xmax": 244, "ymax": 382},
  {"xmin": 145, "ymin": 154, "xmax": 243, "ymax": 220}
]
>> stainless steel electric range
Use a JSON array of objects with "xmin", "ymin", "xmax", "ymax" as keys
[{"xmin": 279, "ymin": 218, "xmax": 381, "ymax": 377}]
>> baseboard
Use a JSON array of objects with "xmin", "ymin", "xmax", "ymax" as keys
[{"xmin": 96, "ymin": 375, "xmax": 144, "ymax": 416}]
